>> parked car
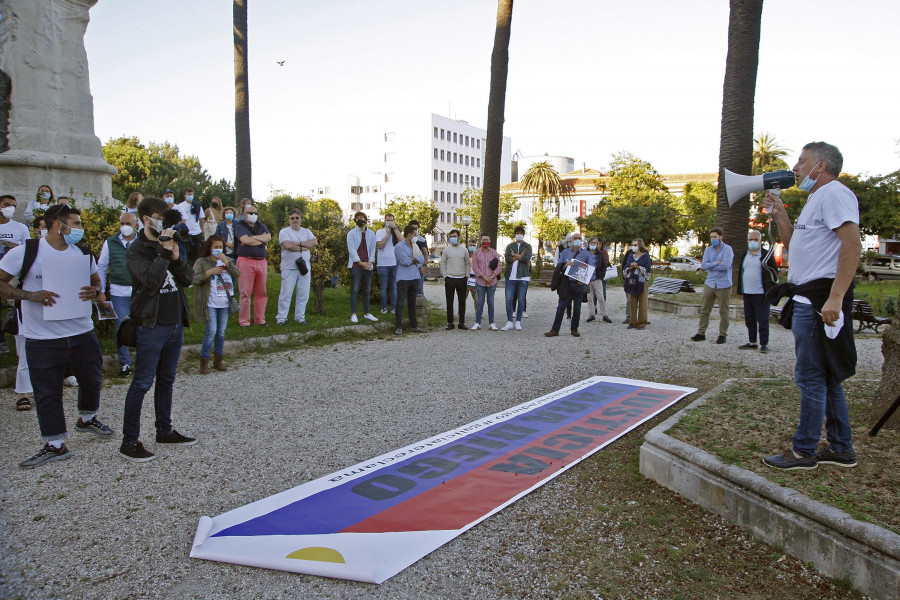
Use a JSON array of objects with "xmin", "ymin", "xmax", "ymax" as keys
[
  {"xmin": 861, "ymin": 255, "xmax": 900, "ymax": 280},
  {"xmin": 651, "ymin": 256, "xmax": 671, "ymax": 270},
  {"xmin": 667, "ymin": 256, "xmax": 703, "ymax": 272}
]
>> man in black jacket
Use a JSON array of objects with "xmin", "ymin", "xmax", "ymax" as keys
[{"xmin": 119, "ymin": 197, "xmax": 196, "ymax": 462}]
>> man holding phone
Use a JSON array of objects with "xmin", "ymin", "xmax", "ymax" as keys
[{"xmin": 375, "ymin": 213, "xmax": 402, "ymax": 314}]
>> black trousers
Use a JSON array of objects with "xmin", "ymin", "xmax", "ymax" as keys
[
  {"xmin": 396, "ymin": 279, "xmax": 418, "ymax": 329},
  {"xmin": 444, "ymin": 277, "xmax": 467, "ymax": 324}
]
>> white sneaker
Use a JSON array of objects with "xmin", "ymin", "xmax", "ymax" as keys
[
  {"xmin": 501, "ymin": 321, "xmax": 514, "ymax": 331},
  {"xmin": 363, "ymin": 313, "xmax": 378, "ymax": 322},
  {"xmin": 522, "ymin": 312, "xmax": 528, "ymax": 318},
  {"xmin": 470, "ymin": 323, "xmax": 481, "ymax": 331},
  {"xmin": 489, "ymin": 323, "xmax": 499, "ymax": 331},
  {"xmin": 515, "ymin": 321, "xmax": 522, "ymax": 330},
  {"xmin": 350, "ymin": 314, "xmax": 359, "ymax": 323},
  {"xmin": 64, "ymin": 376, "xmax": 78, "ymax": 387}
]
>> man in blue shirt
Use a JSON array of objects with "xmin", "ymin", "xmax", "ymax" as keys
[
  {"xmin": 393, "ymin": 225, "xmax": 426, "ymax": 335},
  {"xmin": 545, "ymin": 233, "xmax": 592, "ymax": 337},
  {"xmin": 691, "ymin": 227, "xmax": 734, "ymax": 344}
]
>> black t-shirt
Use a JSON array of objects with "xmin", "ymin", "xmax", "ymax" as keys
[{"xmin": 155, "ymin": 268, "xmax": 183, "ymax": 325}]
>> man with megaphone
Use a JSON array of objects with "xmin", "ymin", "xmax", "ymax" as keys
[{"xmin": 760, "ymin": 141, "xmax": 861, "ymax": 471}]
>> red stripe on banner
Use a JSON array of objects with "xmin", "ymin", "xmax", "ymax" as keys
[{"xmin": 343, "ymin": 387, "xmax": 682, "ymax": 533}]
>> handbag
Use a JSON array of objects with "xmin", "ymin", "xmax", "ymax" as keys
[
  {"xmin": 295, "ymin": 256, "xmax": 308, "ymax": 276},
  {"xmin": 217, "ymin": 274, "xmax": 240, "ymax": 314},
  {"xmin": 117, "ymin": 318, "xmax": 137, "ymax": 348},
  {"xmin": 2, "ymin": 308, "xmax": 18, "ymax": 335}
]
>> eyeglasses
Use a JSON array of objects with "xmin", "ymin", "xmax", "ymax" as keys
[{"xmin": 289, "ymin": 217, "xmax": 301, "ymax": 221}]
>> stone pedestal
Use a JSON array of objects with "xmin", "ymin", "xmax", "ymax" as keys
[{"xmin": 0, "ymin": 0, "xmax": 117, "ymax": 217}]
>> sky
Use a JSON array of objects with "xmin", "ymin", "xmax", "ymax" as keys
[{"xmin": 83, "ymin": 0, "xmax": 900, "ymax": 201}]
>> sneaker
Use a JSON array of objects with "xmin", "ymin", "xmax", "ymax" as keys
[
  {"xmin": 514, "ymin": 321, "xmax": 522, "ymax": 330},
  {"xmin": 760, "ymin": 345, "xmax": 769, "ymax": 354},
  {"xmin": 75, "ymin": 416, "xmax": 113, "ymax": 436},
  {"xmin": 20, "ymin": 443, "xmax": 70, "ymax": 469},
  {"xmin": 715, "ymin": 335, "xmax": 727, "ymax": 344},
  {"xmin": 297, "ymin": 320, "xmax": 307, "ymax": 325},
  {"xmin": 411, "ymin": 327, "xmax": 426, "ymax": 333},
  {"xmin": 276, "ymin": 321, "xmax": 286, "ymax": 326},
  {"xmin": 501, "ymin": 321, "xmax": 514, "ymax": 331},
  {"xmin": 156, "ymin": 430, "xmax": 197, "ymax": 446},
  {"xmin": 585, "ymin": 315, "xmax": 596, "ymax": 323},
  {"xmin": 381, "ymin": 307, "xmax": 389, "ymax": 314},
  {"xmin": 738, "ymin": 343, "xmax": 758, "ymax": 350},
  {"xmin": 762, "ymin": 448, "xmax": 817, "ymax": 470},
  {"xmin": 522, "ymin": 312, "xmax": 528, "ymax": 319},
  {"xmin": 394, "ymin": 327, "xmax": 403, "ymax": 335},
  {"xmin": 350, "ymin": 314, "xmax": 359, "ymax": 323},
  {"xmin": 470, "ymin": 323, "xmax": 481, "ymax": 331},
  {"xmin": 119, "ymin": 365, "xmax": 132, "ymax": 376},
  {"xmin": 119, "ymin": 441, "xmax": 156, "ymax": 462},
  {"xmin": 690, "ymin": 334, "xmax": 706, "ymax": 341},
  {"xmin": 815, "ymin": 443, "xmax": 857, "ymax": 467},
  {"xmin": 64, "ymin": 376, "xmax": 78, "ymax": 387},
  {"xmin": 446, "ymin": 323, "xmax": 455, "ymax": 330},
  {"xmin": 544, "ymin": 331, "xmax": 558, "ymax": 337},
  {"xmin": 363, "ymin": 313, "xmax": 378, "ymax": 322},
  {"xmin": 489, "ymin": 323, "xmax": 499, "ymax": 331},
  {"xmin": 602, "ymin": 316, "xmax": 612, "ymax": 323}
]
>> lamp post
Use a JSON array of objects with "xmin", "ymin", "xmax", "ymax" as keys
[{"xmin": 461, "ymin": 214, "xmax": 472, "ymax": 247}]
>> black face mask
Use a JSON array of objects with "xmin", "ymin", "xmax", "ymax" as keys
[
  {"xmin": 356, "ymin": 219, "xmax": 366, "ymax": 228},
  {"xmin": 212, "ymin": 202, "xmax": 219, "ymax": 208}
]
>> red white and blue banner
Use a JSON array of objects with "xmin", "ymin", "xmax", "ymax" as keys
[{"xmin": 191, "ymin": 377, "xmax": 695, "ymax": 583}]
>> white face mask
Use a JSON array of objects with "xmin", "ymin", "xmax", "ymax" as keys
[
  {"xmin": 120, "ymin": 225, "xmax": 135, "ymax": 237},
  {"xmin": 515, "ymin": 234, "xmax": 524, "ymax": 242},
  {"xmin": 631, "ymin": 245, "xmax": 639, "ymax": 253},
  {"xmin": 147, "ymin": 217, "xmax": 163, "ymax": 232},
  {"xmin": 39, "ymin": 229, "xmax": 49, "ymax": 238},
  {"xmin": 246, "ymin": 214, "xmax": 258, "ymax": 224},
  {"xmin": 1, "ymin": 206, "xmax": 16, "ymax": 219}
]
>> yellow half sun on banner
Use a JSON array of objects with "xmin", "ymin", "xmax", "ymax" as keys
[{"xmin": 286, "ymin": 547, "xmax": 346, "ymax": 563}]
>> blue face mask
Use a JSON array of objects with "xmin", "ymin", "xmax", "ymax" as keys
[
  {"xmin": 572, "ymin": 239, "xmax": 583, "ymax": 248},
  {"xmin": 748, "ymin": 240, "xmax": 760, "ymax": 251},
  {"xmin": 468, "ymin": 246, "xmax": 475, "ymax": 252},
  {"xmin": 225, "ymin": 213, "xmax": 234, "ymax": 221},
  {"xmin": 449, "ymin": 237, "xmax": 458, "ymax": 245},
  {"xmin": 63, "ymin": 227, "xmax": 84, "ymax": 245},
  {"xmin": 797, "ymin": 161, "xmax": 823, "ymax": 192},
  {"xmin": 185, "ymin": 195, "xmax": 194, "ymax": 202},
  {"xmin": 164, "ymin": 196, "xmax": 174, "ymax": 205},
  {"xmin": 212, "ymin": 248, "xmax": 222, "ymax": 257},
  {"xmin": 710, "ymin": 238, "xmax": 720, "ymax": 247}
]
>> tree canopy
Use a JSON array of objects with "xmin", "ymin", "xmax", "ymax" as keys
[
  {"xmin": 680, "ymin": 181, "xmax": 718, "ymax": 247},
  {"xmin": 383, "ymin": 195, "xmax": 439, "ymax": 234},
  {"xmin": 752, "ymin": 132, "xmax": 791, "ymax": 175},
  {"xmin": 455, "ymin": 188, "xmax": 521, "ymax": 239}
]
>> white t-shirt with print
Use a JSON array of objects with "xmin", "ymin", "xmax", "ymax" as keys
[
  {"xmin": 177, "ymin": 201, "xmax": 203, "ymax": 235},
  {"xmin": 0, "ymin": 239, "xmax": 98, "ymax": 340},
  {"xmin": 278, "ymin": 226, "xmax": 315, "ymax": 271},
  {"xmin": 787, "ymin": 180, "xmax": 859, "ymax": 286},
  {"xmin": 0, "ymin": 219, "xmax": 31, "ymax": 260}
]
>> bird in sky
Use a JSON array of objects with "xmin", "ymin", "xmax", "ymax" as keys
[{"xmin": 276, "ymin": 61, "xmax": 285, "ymax": 66}]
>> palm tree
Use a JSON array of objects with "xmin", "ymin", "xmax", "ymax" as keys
[
  {"xmin": 480, "ymin": 0, "xmax": 514, "ymax": 248},
  {"xmin": 521, "ymin": 161, "xmax": 566, "ymax": 257},
  {"xmin": 234, "ymin": 0, "xmax": 252, "ymax": 202},
  {"xmin": 752, "ymin": 132, "xmax": 790, "ymax": 174},
  {"xmin": 715, "ymin": 0, "xmax": 764, "ymax": 276}
]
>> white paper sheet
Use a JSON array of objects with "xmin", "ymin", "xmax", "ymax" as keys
[{"xmin": 42, "ymin": 253, "xmax": 92, "ymax": 321}]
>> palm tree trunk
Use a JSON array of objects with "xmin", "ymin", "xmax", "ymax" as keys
[
  {"xmin": 716, "ymin": 0, "xmax": 763, "ymax": 283},
  {"xmin": 480, "ymin": 0, "xmax": 513, "ymax": 248},
  {"xmin": 234, "ymin": 0, "xmax": 252, "ymax": 202}
]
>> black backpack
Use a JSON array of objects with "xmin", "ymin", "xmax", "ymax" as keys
[{"xmin": 2, "ymin": 239, "xmax": 93, "ymax": 335}]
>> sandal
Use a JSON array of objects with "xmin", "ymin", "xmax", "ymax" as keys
[{"xmin": 16, "ymin": 397, "xmax": 32, "ymax": 411}]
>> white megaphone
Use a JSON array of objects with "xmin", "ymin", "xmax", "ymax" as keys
[{"xmin": 723, "ymin": 169, "xmax": 795, "ymax": 207}]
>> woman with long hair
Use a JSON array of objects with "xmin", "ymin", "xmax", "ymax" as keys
[
  {"xmin": 24, "ymin": 184, "xmax": 55, "ymax": 223},
  {"xmin": 623, "ymin": 238, "xmax": 652, "ymax": 329},
  {"xmin": 122, "ymin": 191, "xmax": 142, "ymax": 216},
  {"xmin": 192, "ymin": 235, "xmax": 241, "ymax": 374}
]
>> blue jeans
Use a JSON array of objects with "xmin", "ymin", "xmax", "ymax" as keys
[
  {"xmin": 377, "ymin": 265, "xmax": 398, "ymax": 311},
  {"xmin": 122, "ymin": 323, "xmax": 184, "ymax": 445},
  {"xmin": 475, "ymin": 284, "xmax": 496, "ymax": 325},
  {"xmin": 350, "ymin": 266, "xmax": 373, "ymax": 315},
  {"xmin": 791, "ymin": 302, "xmax": 853, "ymax": 455},
  {"xmin": 26, "ymin": 331, "xmax": 103, "ymax": 442},
  {"xmin": 505, "ymin": 279, "xmax": 528, "ymax": 322},
  {"xmin": 111, "ymin": 294, "xmax": 133, "ymax": 367},
  {"xmin": 201, "ymin": 307, "xmax": 230, "ymax": 358}
]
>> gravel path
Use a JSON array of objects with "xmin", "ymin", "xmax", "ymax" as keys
[{"xmin": 0, "ymin": 284, "xmax": 885, "ymax": 599}]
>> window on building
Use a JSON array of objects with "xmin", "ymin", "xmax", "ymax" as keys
[
  {"xmin": 440, "ymin": 191, "xmax": 445, "ymax": 202},
  {"xmin": 433, "ymin": 127, "xmax": 438, "ymax": 138},
  {"xmin": 453, "ymin": 132, "xmax": 458, "ymax": 143},
  {"xmin": 477, "ymin": 177, "xmax": 481, "ymax": 187},
  {"xmin": 365, "ymin": 186, "xmax": 370, "ymax": 193},
  {"xmin": 325, "ymin": 187, "xmax": 331, "ymax": 193},
  {"xmin": 477, "ymin": 140, "xmax": 481, "ymax": 149},
  {"xmin": 441, "ymin": 129, "xmax": 445, "ymax": 140},
  {"xmin": 434, "ymin": 169, "xmax": 438, "ymax": 180},
  {"xmin": 384, "ymin": 173, "xmax": 393, "ymax": 182},
  {"xmin": 440, "ymin": 213, "xmax": 445, "ymax": 223},
  {"xmin": 384, "ymin": 132, "xmax": 395, "ymax": 142},
  {"xmin": 453, "ymin": 152, "xmax": 457, "ymax": 163},
  {"xmin": 453, "ymin": 173, "xmax": 457, "ymax": 184},
  {"xmin": 464, "ymin": 175, "xmax": 469, "ymax": 185},
  {"xmin": 433, "ymin": 148, "xmax": 438, "ymax": 159},
  {"xmin": 465, "ymin": 156, "xmax": 469, "ymax": 166},
  {"xmin": 465, "ymin": 135, "xmax": 469, "ymax": 146},
  {"xmin": 440, "ymin": 150, "xmax": 445, "ymax": 160},
  {"xmin": 365, "ymin": 203, "xmax": 370, "ymax": 210},
  {"xmin": 350, "ymin": 186, "xmax": 362, "ymax": 195},
  {"xmin": 453, "ymin": 192, "xmax": 458, "ymax": 203},
  {"xmin": 352, "ymin": 202, "xmax": 362, "ymax": 211},
  {"xmin": 373, "ymin": 186, "xmax": 378, "ymax": 193},
  {"xmin": 440, "ymin": 171, "xmax": 445, "ymax": 181},
  {"xmin": 477, "ymin": 158, "xmax": 481, "ymax": 168},
  {"xmin": 384, "ymin": 152, "xmax": 393, "ymax": 163},
  {"xmin": 434, "ymin": 190, "xmax": 438, "ymax": 202}
]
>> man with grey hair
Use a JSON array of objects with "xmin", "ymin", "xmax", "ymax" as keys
[
  {"xmin": 762, "ymin": 141, "xmax": 861, "ymax": 470},
  {"xmin": 737, "ymin": 228, "xmax": 778, "ymax": 353},
  {"xmin": 276, "ymin": 209, "xmax": 317, "ymax": 325}
]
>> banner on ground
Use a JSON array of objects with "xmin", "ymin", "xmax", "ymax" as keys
[{"xmin": 191, "ymin": 377, "xmax": 695, "ymax": 583}]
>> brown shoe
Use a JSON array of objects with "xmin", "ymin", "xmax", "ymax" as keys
[
  {"xmin": 200, "ymin": 357, "xmax": 211, "ymax": 375},
  {"xmin": 544, "ymin": 331, "xmax": 558, "ymax": 337},
  {"xmin": 571, "ymin": 330, "xmax": 581, "ymax": 337},
  {"xmin": 213, "ymin": 353, "xmax": 228, "ymax": 372}
]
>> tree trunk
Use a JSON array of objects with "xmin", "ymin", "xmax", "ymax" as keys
[
  {"xmin": 233, "ymin": 0, "xmax": 252, "ymax": 202},
  {"xmin": 313, "ymin": 284, "xmax": 325, "ymax": 315},
  {"xmin": 480, "ymin": 0, "xmax": 514, "ymax": 248},
  {"xmin": 715, "ymin": 0, "xmax": 763, "ymax": 283},
  {"xmin": 871, "ymin": 319, "xmax": 900, "ymax": 431}
]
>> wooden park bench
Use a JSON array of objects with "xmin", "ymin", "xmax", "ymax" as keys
[
  {"xmin": 423, "ymin": 265, "xmax": 442, "ymax": 281},
  {"xmin": 852, "ymin": 299, "xmax": 892, "ymax": 334},
  {"xmin": 648, "ymin": 276, "xmax": 696, "ymax": 295},
  {"xmin": 532, "ymin": 268, "xmax": 555, "ymax": 286}
]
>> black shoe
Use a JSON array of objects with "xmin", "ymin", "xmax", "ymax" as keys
[
  {"xmin": 715, "ymin": 335, "xmax": 727, "ymax": 344},
  {"xmin": 760, "ymin": 345, "xmax": 770, "ymax": 354},
  {"xmin": 690, "ymin": 334, "xmax": 705, "ymax": 341},
  {"xmin": 585, "ymin": 315, "xmax": 596, "ymax": 322},
  {"xmin": 544, "ymin": 331, "xmax": 558, "ymax": 337},
  {"xmin": 119, "ymin": 365, "xmax": 132, "ymax": 376},
  {"xmin": 815, "ymin": 443, "xmax": 857, "ymax": 467},
  {"xmin": 75, "ymin": 416, "xmax": 113, "ymax": 436},
  {"xmin": 602, "ymin": 316, "xmax": 612, "ymax": 323},
  {"xmin": 156, "ymin": 430, "xmax": 197, "ymax": 446},
  {"xmin": 627, "ymin": 325, "xmax": 635, "ymax": 329},
  {"xmin": 20, "ymin": 443, "xmax": 70, "ymax": 469},
  {"xmin": 738, "ymin": 343, "xmax": 758, "ymax": 350},
  {"xmin": 622, "ymin": 318, "xmax": 630, "ymax": 324},
  {"xmin": 446, "ymin": 323, "xmax": 455, "ymax": 330},
  {"xmin": 119, "ymin": 441, "xmax": 156, "ymax": 462},
  {"xmin": 571, "ymin": 330, "xmax": 580, "ymax": 337},
  {"xmin": 762, "ymin": 448, "xmax": 817, "ymax": 470}
]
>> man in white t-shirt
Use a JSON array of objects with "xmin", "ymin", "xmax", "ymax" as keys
[
  {"xmin": 0, "ymin": 204, "xmax": 112, "ymax": 469},
  {"xmin": 0, "ymin": 194, "xmax": 30, "ymax": 357},
  {"xmin": 276, "ymin": 209, "xmax": 318, "ymax": 325},
  {"xmin": 762, "ymin": 142, "xmax": 861, "ymax": 471},
  {"xmin": 375, "ymin": 213, "xmax": 401, "ymax": 314},
  {"xmin": 176, "ymin": 187, "xmax": 205, "ymax": 263}
]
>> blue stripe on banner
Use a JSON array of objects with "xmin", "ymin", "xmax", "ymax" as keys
[{"xmin": 213, "ymin": 381, "xmax": 635, "ymax": 538}]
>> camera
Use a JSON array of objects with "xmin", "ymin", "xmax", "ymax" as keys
[{"xmin": 158, "ymin": 209, "xmax": 190, "ymax": 243}]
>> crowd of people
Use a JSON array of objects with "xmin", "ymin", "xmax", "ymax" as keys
[{"xmin": 2, "ymin": 141, "xmax": 861, "ymax": 472}]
